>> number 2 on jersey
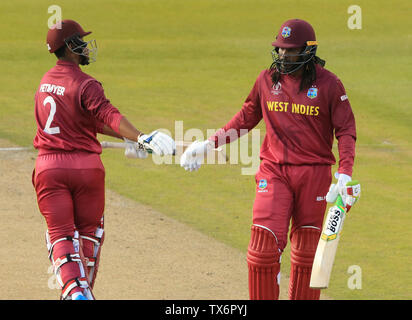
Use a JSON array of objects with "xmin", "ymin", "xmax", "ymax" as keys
[{"xmin": 43, "ymin": 96, "xmax": 60, "ymax": 134}]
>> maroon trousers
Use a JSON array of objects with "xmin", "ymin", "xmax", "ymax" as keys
[
  {"xmin": 252, "ymin": 160, "xmax": 331, "ymax": 251},
  {"xmin": 248, "ymin": 160, "xmax": 331, "ymax": 300},
  {"xmin": 33, "ymin": 152, "xmax": 105, "ymax": 295}
]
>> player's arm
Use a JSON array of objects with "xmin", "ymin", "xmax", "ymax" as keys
[
  {"xmin": 326, "ymin": 79, "xmax": 357, "ymax": 204},
  {"xmin": 331, "ymin": 79, "xmax": 356, "ymax": 176},
  {"xmin": 99, "ymin": 123, "xmax": 123, "ymax": 139},
  {"xmin": 82, "ymin": 80, "xmax": 175, "ymax": 156},
  {"xmin": 209, "ymin": 75, "xmax": 263, "ymax": 148},
  {"xmin": 180, "ymin": 73, "xmax": 263, "ymax": 171}
]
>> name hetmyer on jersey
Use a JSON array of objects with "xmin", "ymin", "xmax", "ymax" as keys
[{"xmin": 39, "ymin": 83, "xmax": 66, "ymax": 96}]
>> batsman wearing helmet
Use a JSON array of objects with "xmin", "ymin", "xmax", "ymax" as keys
[
  {"xmin": 180, "ymin": 19, "xmax": 357, "ymax": 300},
  {"xmin": 33, "ymin": 19, "xmax": 175, "ymax": 300}
]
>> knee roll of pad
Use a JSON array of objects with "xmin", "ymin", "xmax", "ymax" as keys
[{"xmin": 247, "ymin": 225, "xmax": 281, "ymax": 300}]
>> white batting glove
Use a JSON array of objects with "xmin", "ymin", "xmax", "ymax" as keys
[
  {"xmin": 124, "ymin": 138, "xmax": 148, "ymax": 159},
  {"xmin": 340, "ymin": 181, "xmax": 361, "ymax": 212},
  {"xmin": 326, "ymin": 172, "xmax": 352, "ymax": 204},
  {"xmin": 180, "ymin": 140, "xmax": 214, "ymax": 172},
  {"xmin": 138, "ymin": 130, "xmax": 176, "ymax": 156}
]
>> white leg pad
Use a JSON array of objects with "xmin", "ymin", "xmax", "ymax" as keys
[
  {"xmin": 80, "ymin": 225, "xmax": 104, "ymax": 288},
  {"xmin": 46, "ymin": 230, "xmax": 94, "ymax": 300}
]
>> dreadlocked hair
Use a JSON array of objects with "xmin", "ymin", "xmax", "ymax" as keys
[{"xmin": 270, "ymin": 55, "xmax": 326, "ymax": 92}]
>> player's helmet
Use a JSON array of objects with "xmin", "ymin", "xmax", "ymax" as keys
[
  {"xmin": 271, "ymin": 19, "xmax": 318, "ymax": 74},
  {"xmin": 46, "ymin": 19, "xmax": 97, "ymax": 65}
]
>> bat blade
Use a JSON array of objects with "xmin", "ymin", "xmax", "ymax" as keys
[
  {"xmin": 310, "ymin": 199, "xmax": 347, "ymax": 289},
  {"xmin": 310, "ymin": 232, "xmax": 342, "ymax": 288}
]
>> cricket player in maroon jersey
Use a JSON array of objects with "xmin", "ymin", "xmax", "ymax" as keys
[
  {"xmin": 33, "ymin": 19, "xmax": 175, "ymax": 300},
  {"xmin": 180, "ymin": 19, "xmax": 357, "ymax": 300}
]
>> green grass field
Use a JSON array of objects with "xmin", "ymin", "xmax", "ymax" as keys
[{"xmin": 1, "ymin": 0, "xmax": 411, "ymax": 299}]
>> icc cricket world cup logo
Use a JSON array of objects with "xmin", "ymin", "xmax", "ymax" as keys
[{"xmin": 271, "ymin": 82, "xmax": 282, "ymax": 95}]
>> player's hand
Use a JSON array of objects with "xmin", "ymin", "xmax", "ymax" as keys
[
  {"xmin": 326, "ymin": 173, "xmax": 360, "ymax": 211},
  {"xmin": 326, "ymin": 172, "xmax": 352, "ymax": 203},
  {"xmin": 124, "ymin": 138, "xmax": 148, "ymax": 159},
  {"xmin": 180, "ymin": 140, "xmax": 214, "ymax": 172},
  {"xmin": 340, "ymin": 181, "xmax": 361, "ymax": 212},
  {"xmin": 138, "ymin": 131, "xmax": 176, "ymax": 156}
]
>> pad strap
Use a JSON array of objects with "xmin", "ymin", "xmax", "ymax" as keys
[
  {"xmin": 54, "ymin": 253, "xmax": 82, "ymax": 272},
  {"xmin": 46, "ymin": 233, "xmax": 74, "ymax": 261},
  {"xmin": 61, "ymin": 277, "xmax": 90, "ymax": 300}
]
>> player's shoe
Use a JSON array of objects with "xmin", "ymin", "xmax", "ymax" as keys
[{"xmin": 72, "ymin": 292, "xmax": 88, "ymax": 300}]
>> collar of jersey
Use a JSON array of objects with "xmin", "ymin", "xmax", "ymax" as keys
[{"xmin": 56, "ymin": 60, "xmax": 81, "ymax": 69}]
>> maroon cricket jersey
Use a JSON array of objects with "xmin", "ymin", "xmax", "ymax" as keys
[
  {"xmin": 33, "ymin": 60, "xmax": 123, "ymax": 156},
  {"xmin": 210, "ymin": 64, "xmax": 356, "ymax": 175}
]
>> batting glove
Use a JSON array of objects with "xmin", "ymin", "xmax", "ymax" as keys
[
  {"xmin": 340, "ymin": 181, "xmax": 361, "ymax": 212},
  {"xmin": 180, "ymin": 140, "xmax": 214, "ymax": 172},
  {"xmin": 138, "ymin": 130, "xmax": 176, "ymax": 156},
  {"xmin": 326, "ymin": 172, "xmax": 352, "ymax": 203}
]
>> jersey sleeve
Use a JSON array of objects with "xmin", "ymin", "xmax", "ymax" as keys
[
  {"xmin": 209, "ymin": 73, "xmax": 263, "ymax": 147},
  {"xmin": 94, "ymin": 119, "xmax": 106, "ymax": 134},
  {"xmin": 330, "ymin": 79, "xmax": 357, "ymax": 176},
  {"xmin": 80, "ymin": 80, "xmax": 123, "ymax": 134}
]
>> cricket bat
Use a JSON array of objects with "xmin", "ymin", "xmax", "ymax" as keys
[
  {"xmin": 309, "ymin": 192, "xmax": 350, "ymax": 289},
  {"xmin": 100, "ymin": 140, "xmax": 229, "ymax": 162}
]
